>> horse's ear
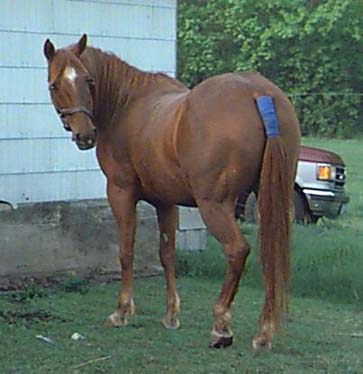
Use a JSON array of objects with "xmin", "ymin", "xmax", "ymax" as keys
[
  {"xmin": 44, "ymin": 39, "xmax": 55, "ymax": 61},
  {"xmin": 73, "ymin": 34, "xmax": 87, "ymax": 57}
]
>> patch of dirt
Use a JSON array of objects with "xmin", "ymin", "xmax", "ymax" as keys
[
  {"xmin": 0, "ymin": 309, "xmax": 68, "ymax": 325},
  {"xmin": 0, "ymin": 268, "xmax": 162, "ymax": 292}
]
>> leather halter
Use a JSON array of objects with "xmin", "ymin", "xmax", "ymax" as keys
[
  {"xmin": 57, "ymin": 106, "xmax": 94, "ymax": 131},
  {"xmin": 57, "ymin": 106, "xmax": 94, "ymax": 121}
]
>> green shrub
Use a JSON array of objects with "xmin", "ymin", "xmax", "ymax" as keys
[{"xmin": 178, "ymin": 0, "xmax": 363, "ymax": 137}]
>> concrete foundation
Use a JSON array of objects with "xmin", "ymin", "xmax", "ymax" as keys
[{"xmin": 0, "ymin": 200, "xmax": 160, "ymax": 282}]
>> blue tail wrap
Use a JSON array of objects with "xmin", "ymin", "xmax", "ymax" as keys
[{"xmin": 255, "ymin": 96, "xmax": 280, "ymax": 138}]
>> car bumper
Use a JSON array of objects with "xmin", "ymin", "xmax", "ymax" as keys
[{"xmin": 302, "ymin": 189, "xmax": 350, "ymax": 218}]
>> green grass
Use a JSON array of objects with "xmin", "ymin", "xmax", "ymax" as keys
[
  {"xmin": 0, "ymin": 277, "xmax": 362, "ymax": 373},
  {"xmin": 177, "ymin": 138, "xmax": 363, "ymax": 306}
]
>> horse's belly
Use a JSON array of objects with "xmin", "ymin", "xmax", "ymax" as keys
[{"xmin": 138, "ymin": 171, "xmax": 195, "ymax": 207}]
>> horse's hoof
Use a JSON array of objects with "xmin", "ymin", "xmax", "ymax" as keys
[
  {"xmin": 252, "ymin": 336, "xmax": 272, "ymax": 352},
  {"xmin": 209, "ymin": 335, "xmax": 233, "ymax": 349},
  {"xmin": 162, "ymin": 316, "xmax": 180, "ymax": 330},
  {"xmin": 105, "ymin": 311, "xmax": 127, "ymax": 328}
]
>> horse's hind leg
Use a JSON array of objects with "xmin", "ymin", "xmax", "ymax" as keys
[
  {"xmin": 197, "ymin": 199, "xmax": 251, "ymax": 348},
  {"xmin": 156, "ymin": 205, "xmax": 180, "ymax": 329}
]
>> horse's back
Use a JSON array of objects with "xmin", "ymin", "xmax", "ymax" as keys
[{"xmin": 177, "ymin": 72, "xmax": 300, "ymax": 201}]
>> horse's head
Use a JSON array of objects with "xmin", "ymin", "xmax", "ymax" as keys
[{"xmin": 43, "ymin": 34, "xmax": 96, "ymax": 150}]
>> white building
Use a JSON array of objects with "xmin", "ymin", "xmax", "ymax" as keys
[{"xmin": 0, "ymin": 0, "xmax": 177, "ymax": 207}]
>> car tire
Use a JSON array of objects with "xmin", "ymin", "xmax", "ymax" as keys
[
  {"xmin": 292, "ymin": 188, "xmax": 317, "ymax": 223},
  {"xmin": 244, "ymin": 192, "xmax": 296, "ymax": 224},
  {"xmin": 243, "ymin": 189, "xmax": 318, "ymax": 224}
]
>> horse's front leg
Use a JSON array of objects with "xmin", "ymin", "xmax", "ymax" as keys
[
  {"xmin": 156, "ymin": 205, "xmax": 180, "ymax": 329},
  {"xmin": 105, "ymin": 183, "xmax": 136, "ymax": 327}
]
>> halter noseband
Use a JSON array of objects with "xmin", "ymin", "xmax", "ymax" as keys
[
  {"xmin": 57, "ymin": 106, "xmax": 94, "ymax": 120},
  {"xmin": 57, "ymin": 106, "xmax": 94, "ymax": 131}
]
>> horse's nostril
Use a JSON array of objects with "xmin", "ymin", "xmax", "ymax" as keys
[{"xmin": 75, "ymin": 133, "xmax": 81, "ymax": 142}]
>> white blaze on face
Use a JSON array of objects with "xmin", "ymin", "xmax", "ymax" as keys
[{"xmin": 64, "ymin": 66, "xmax": 77, "ymax": 87}]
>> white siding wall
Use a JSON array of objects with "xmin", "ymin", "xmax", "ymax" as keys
[{"xmin": 0, "ymin": 0, "xmax": 177, "ymax": 206}]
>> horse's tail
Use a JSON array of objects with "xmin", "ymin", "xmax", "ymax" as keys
[{"xmin": 256, "ymin": 96, "xmax": 292, "ymax": 331}]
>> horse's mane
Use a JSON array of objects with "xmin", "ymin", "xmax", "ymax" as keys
[
  {"xmin": 79, "ymin": 46, "xmax": 186, "ymax": 127},
  {"xmin": 84, "ymin": 46, "xmax": 186, "ymax": 89}
]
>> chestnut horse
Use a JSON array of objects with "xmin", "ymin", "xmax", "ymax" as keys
[{"xmin": 43, "ymin": 35, "xmax": 300, "ymax": 350}]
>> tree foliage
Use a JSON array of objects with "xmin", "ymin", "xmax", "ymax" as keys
[{"xmin": 177, "ymin": 0, "xmax": 363, "ymax": 137}]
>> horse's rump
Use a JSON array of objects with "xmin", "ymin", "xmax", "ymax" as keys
[{"xmin": 175, "ymin": 72, "xmax": 299, "ymax": 203}]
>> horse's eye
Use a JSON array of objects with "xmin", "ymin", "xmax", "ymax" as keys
[
  {"xmin": 86, "ymin": 76, "xmax": 95, "ymax": 85},
  {"xmin": 49, "ymin": 83, "xmax": 57, "ymax": 91}
]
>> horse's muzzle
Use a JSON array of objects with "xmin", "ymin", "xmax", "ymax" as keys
[
  {"xmin": 76, "ymin": 139, "xmax": 96, "ymax": 150},
  {"xmin": 74, "ymin": 132, "xmax": 96, "ymax": 150}
]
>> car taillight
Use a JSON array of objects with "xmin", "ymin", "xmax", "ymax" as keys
[{"xmin": 317, "ymin": 164, "xmax": 332, "ymax": 181}]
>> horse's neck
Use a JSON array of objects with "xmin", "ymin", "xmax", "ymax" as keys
[
  {"xmin": 82, "ymin": 47, "xmax": 184, "ymax": 130},
  {"xmin": 81, "ymin": 48, "xmax": 137, "ymax": 128}
]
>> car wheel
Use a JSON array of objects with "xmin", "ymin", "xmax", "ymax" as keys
[
  {"xmin": 243, "ymin": 189, "xmax": 318, "ymax": 224},
  {"xmin": 293, "ymin": 188, "xmax": 316, "ymax": 223},
  {"xmin": 244, "ymin": 191, "xmax": 298, "ymax": 224}
]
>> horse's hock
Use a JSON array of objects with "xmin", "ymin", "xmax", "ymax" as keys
[{"xmin": 0, "ymin": 201, "xmax": 206, "ymax": 284}]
